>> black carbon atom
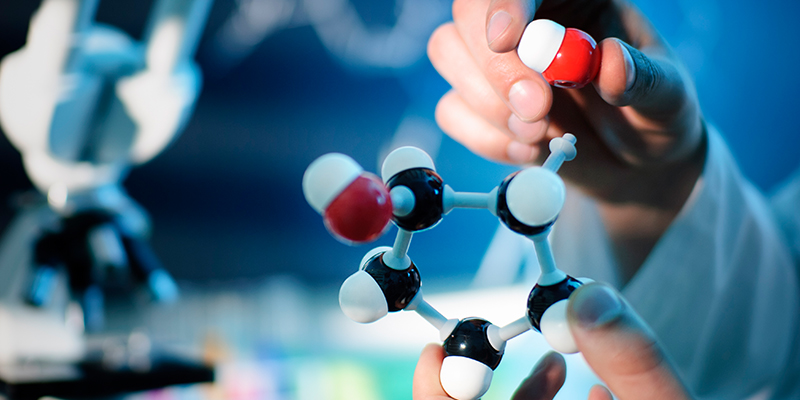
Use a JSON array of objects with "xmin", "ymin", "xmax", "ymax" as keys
[
  {"xmin": 496, "ymin": 171, "xmax": 556, "ymax": 236},
  {"xmin": 527, "ymin": 276, "xmax": 583, "ymax": 332},
  {"xmin": 443, "ymin": 318, "xmax": 503, "ymax": 370},
  {"xmin": 363, "ymin": 252, "xmax": 421, "ymax": 312},
  {"xmin": 386, "ymin": 168, "xmax": 444, "ymax": 232}
]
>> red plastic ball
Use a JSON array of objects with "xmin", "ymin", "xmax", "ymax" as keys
[
  {"xmin": 323, "ymin": 173, "xmax": 393, "ymax": 244},
  {"xmin": 542, "ymin": 28, "xmax": 600, "ymax": 89}
]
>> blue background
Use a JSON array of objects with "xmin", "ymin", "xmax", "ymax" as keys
[{"xmin": 0, "ymin": 0, "xmax": 797, "ymax": 287}]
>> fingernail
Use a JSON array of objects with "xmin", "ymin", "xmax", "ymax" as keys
[
  {"xmin": 508, "ymin": 80, "xmax": 545, "ymax": 121},
  {"xmin": 618, "ymin": 40, "xmax": 636, "ymax": 92},
  {"xmin": 571, "ymin": 284, "xmax": 624, "ymax": 329},
  {"xmin": 508, "ymin": 114, "xmax": 548, "ymax": 143},
  {"xmin": 507, "ymin": 141, "xmax": 535, "ymax": 164},
  {"xmin": 487, "ymin": 11, "xmax": 512, "ymax": 46}
]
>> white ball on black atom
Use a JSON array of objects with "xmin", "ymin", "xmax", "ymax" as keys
[
  {"xmin": 440, "ymin": 318, "xmax": 503, "ymax": 400},
  {"xmin": 382, "ymin": 147, "xmax": 445, "ymax": 232},
  {"xmin": 338, "ymin": 249, "xmax": 421, "ymax": 323}
]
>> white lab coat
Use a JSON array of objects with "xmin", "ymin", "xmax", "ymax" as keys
[
  {"xmin": 477, "ymin": 127, "xmax": 800, "ymax": 399},
  {"xmin": 771, "ymin": 167, "xmax": 800, "ymax": 264},
  {"xmin": 767, "ymin": 166, "xmax": 800, "ymax": 399}
]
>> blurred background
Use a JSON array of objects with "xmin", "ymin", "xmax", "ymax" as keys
[{"xmin": 0, "ymin": 0, "xmax": 797, "ymax": 399}]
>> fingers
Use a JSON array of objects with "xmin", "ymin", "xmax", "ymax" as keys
[
  {"xmin": 412, "ymin": 286, "xmax": 690, "ymax": 400},
  {"xmin": 412, "ymin": 343, "xmax": 567, "ymax": 400},
  {"xmin": 567, "ymin": 283, "xmax": 692, "ymax": 400},
  {"xmin": 451, "ymin": 0, "xmax": 553, "ymax": 123},
  {"xmin": 413, "ymin": 344, "xmax": 451, "ymax": 400},
  {"xmin": 485, "ymin": 0, "xmax": 536, "ymax": 52},
  {"xmin": 435, "ymin": 90, "xmax": 548, "ymax": 164},
  {"xmin": 587, "ymin": 385, "xmax": 614, "ymax": 400},
  {"xmin": 428, "ymin": 23, "xmax": 517, "ymax": 131},
  {"xmin": 428, "ymin": 21, "xmax": 552, "ymax": 131},
  {"xmin": 428, "ymin": 0, "xmax": 555, "ymax": 166},
  {"xmin": 433, "ymin": 0, "xmax": 703, "ymax": 176},
  {"xmin": 511, "ymin": 352, "xmax": 566, "ymax": 400}
]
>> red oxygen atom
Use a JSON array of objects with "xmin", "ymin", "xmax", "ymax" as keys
[
  {"xmin": 542, "ymin": 28, "xmax": 600, "ymax": 89},
  {"xmin": 323, "ymin": 173, "xmax": 393, "ymax": 243},
  {"xmin": 518, "ymin": 20, "xmax": 601, "ymax": 89}
]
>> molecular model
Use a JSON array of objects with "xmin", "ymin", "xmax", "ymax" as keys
[
  {"xmin": 517, "ymin": 19, "xmax": 600, "ymax": 89},
  {"xmin": 303, "ymin": 133, "xmax": 589, "ymax": 400}
]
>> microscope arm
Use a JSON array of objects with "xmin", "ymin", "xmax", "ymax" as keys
[{"xmin": 123, "ymin": 0, "xmax": 214, "ymax": 164}]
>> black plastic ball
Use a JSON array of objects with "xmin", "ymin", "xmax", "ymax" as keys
[
  {"xmin": 363, "ymin": 252, "xmax": 421, "ymax": 312},
  {"xmin": 386, "ymin": 168, "xmax": 444, "ymax": 231},
  {"xmin": 527, "ymin": 276, "xmax": 583, "ymax": 332},
  {"xmin": 496, "ymin": 171, "xmax": 556, "ymax": 236},
  {"xmin": 443, "ymin": 318, "xmax": 503, "ymax": 370}
]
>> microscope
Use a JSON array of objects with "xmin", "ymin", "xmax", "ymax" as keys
[{"xmin": 0, "ymin": 0, "xmax": 214, "ymax": 397}]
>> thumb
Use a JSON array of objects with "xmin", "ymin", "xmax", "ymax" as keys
[
  {"xmin": 413, "ymin": 343, "xmax": 451, "ymax": 400},
  {"xmin": 593, "ymin": 38, "xmax": 695, "ymax": 116},
  {"xmin": 590, "ymin": 38, "xmax": 703, "ymax": 164},
  {"xmin": 485, "ymin": 0, "xmax": 536, "ymax": 53},
  {"xmin": 567, "ymin": 283, "xmax": 693, "ymax": 400}
]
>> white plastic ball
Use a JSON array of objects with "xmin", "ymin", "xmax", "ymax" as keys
[
  {"xmin": 360, "ymin": 247, "xmax": 392, "ymax": 270},
  {"xmin": 338, "ymin": 270, "xmax": 387, "ymax": 323},
  {"xmin": 517, "ymin": 19, "xmax": 566, "ymax": 74},
  {"xmin": 381, "ymin": 146, "xmax": 435, "ymax": 182},
  {"xmin": 540, "ymin": 299, "xmax": 578, "ymax": 354},
  {"xmin": 302, "ymin": 153, "xmax": 362, "ymax": 214},
  {"xmin": 440, "ymin": 356, "xmax": 494, "ymax": 400},
  {"xmin": 506, "ymin": 167, "xmax": 565, "ymax": 227}
]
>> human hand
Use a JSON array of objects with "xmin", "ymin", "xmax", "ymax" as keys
[
  {"xmin": 412, "ymin": 283, "xmax": 692, "ymax": 400},
  {"xmin": 427, "ymin": 0, "xmax": 707, "ymax": 278}
]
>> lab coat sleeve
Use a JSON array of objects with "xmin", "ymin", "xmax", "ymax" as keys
[
  {"xmin": 481, "ymin": 125, "xmax": 798, "ymax": 398},
  {"xmin": 767, "ymin": 167, "xmax": 800, "ymax": 398},
  {"xmin": 625, "ymin": 127, "xmax": 799, "ymax": 398},
  {"xmin": 771, "ymin": 166, "xmax": 800, "ymax": 264},
  {"xmin": 551, "ymin": 126, "xmax": 799, "ymax": 399}
]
